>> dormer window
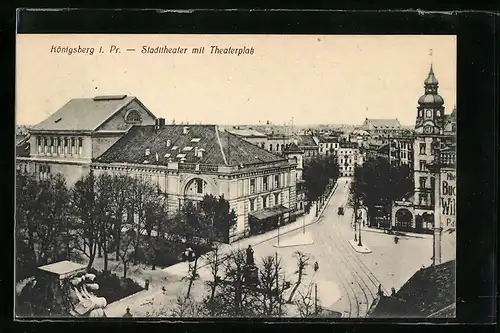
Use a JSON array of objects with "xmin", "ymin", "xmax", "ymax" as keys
[
  {"xmin": 124, "ymin": 109, "xmax": 142, "ymax": 123},
  {"xmin": 436, "ymin": 110, "xmax": 441, "ymax": 117}
]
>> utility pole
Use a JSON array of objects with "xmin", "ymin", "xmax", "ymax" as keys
[
  {"xmin": 275, "ymin": 252, "xmax": 281, "ymax": 316},
  {"xmin": 314, "ymin": 283, "xmax": 318, "ymax": 315}
]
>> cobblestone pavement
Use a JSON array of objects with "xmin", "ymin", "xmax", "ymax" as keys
[
  {"xmin": 249, "ymin": 177, "xmax": 433, "ymax": 318},
  {"xmin": 104, "ymin": 177, "xmax": 432, "ymax": 318}
]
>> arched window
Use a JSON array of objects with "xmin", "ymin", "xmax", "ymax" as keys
[
  {"xmin": 269, "ymin": 144, "xmax": 273, "ymax": 151},
  {"xmin": 125, "ymin": 109, "xmax": 142, "ymax": 123}
]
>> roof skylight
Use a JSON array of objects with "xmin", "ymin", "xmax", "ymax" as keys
[
  {"xmin": 190, "ymin": 138, "xmax": 201, "ymax": 143},
  {"xmin": 183, "ymin": 146, "xmax": 193, "ymax": 151}
]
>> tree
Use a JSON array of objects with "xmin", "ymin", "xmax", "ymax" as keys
[
  {"xmin": 287, "ymin": 251, "xmax": 311, "ymax": 303},
  {"xmin": 71, "ymin": 172, "xmax": 99, "ymax": 269},
  {"xmin": 16, "ymin": 172, "xmax": 71, "ymax": 278},
  {"xmin": 303, "ymin": 155, "xmax": 339, "ymax": 216},
  {"xmin": 209, "ymin": 249, "xmax": 259, "ymax": 317},
  {"xmin": 350, "ymin": 158, "xmax": 413, "ymax": 227},
  {"xmin": 203, "ymin": 242, "xmax": 224, "ymax": 314},
  {"xmin": 127, "ymin": 176, "xmax": 161, "ymax": 264},
  {"xmin": 94, "ymin": 173, "xmax": 116, "ymax": 272},
  {"xmin": 256, "ymin": 254, "xmax": 288, "ymax": 317},
  {"xmin": 200, "ymin": 194, "xmax": 237, "ymax": 243},
  {"xmin": 118, "ymin": 229, "xmax": 135, "ymax": 279},
  {"xmin": 108, "ymin": 174, "xmax": 134, "ymax": 261},
  {"xmin": 294, "ymin": 282, "xmax": 323, "ymax": 318}
]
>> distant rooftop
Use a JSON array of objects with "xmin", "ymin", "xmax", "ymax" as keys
[
  {"xmin": 226, "ymin": 128, "xmax": 267, "ymax": 138},
  {"xmin": 363, "ymin": 118, "xmax": 402, "ymax": 130}
]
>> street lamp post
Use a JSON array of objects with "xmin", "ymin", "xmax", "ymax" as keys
[
  {"xmin": 302, "ymin": 213, "xmax": 305, "ymax": 234},
  {"xmin": 357, "ymin": 199, "xmax": 363, "ymax": 247},
  {"xmin": 277, "ymin": 218, "xmax": 281, "ymax": 246},
  {"xmin": 354, "ymin": 216, "xmax": 358, "ymax": 242}
]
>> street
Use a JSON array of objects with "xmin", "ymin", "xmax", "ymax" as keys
[{"xmin": 250, "ymin": 177, "xmax": 433, "ymax": 318}]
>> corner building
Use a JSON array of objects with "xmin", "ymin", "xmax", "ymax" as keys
[{"xmin": 92, "ymin": 124, "xmax": 297, "ymax": 243}]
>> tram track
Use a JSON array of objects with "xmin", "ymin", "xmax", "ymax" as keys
[{"xmin": 324, "ymin": 181, "xmax": 382, "ymax": 317}]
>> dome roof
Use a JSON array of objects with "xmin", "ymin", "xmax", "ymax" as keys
[
  {"xmin": 418, "ymin": 93, "xmax": 444, "ymax": 105},
  {"xmin": 424, "ymin": 64, "xmax": 439, "ymax": 86}
]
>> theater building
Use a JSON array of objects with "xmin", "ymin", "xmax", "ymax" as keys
[
  {"xmin": 92, "ymin": 124, "xmax": 298, "ymax": 243},
  {"xmin": 16, "ymin": 95, "xmax": 156, "ymax": 186}
]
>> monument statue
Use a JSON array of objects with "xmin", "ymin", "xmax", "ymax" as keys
[
  {"xmin": 17, "ymin": 260, "xmax": 108, "ymax": 317},
  {"xmin": 246, "ymin": 245, "xmax": 255, "ymax": 267}
]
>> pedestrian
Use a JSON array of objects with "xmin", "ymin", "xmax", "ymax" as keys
[{"xmin": 123, "ymin": 307, "xmax": 133, "ymax": 318}]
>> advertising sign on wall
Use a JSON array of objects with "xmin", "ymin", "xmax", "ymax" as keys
[{"xmin": 440, "ymin": 168, "xmax": 456, "ymax": 263}]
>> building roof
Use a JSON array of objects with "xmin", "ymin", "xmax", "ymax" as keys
[
  {"xmin": 424, "ymin": 64, "xmax": 439, "ymax": 86},
  {"xmin": 295, "ymin": 135, "xmax": 318, "ymax": 147},
  {"xmin": 368, "ymin": 260, "xmax": 455, "ymax": 318},
  {"xmin": 317, "ymin": 136, "xmax": 339, "ymax": 144},
  {"xmin": 97, "ymin": 125, "xmax": 286, "ymax": 167},
  {"xmin": 38, "ymin": 260, "xmax": 87, "ymax": 278},
  {"xmin": 226, "ymin": 128, "xmax": 267, "ymax": 138},
  {"xmin": 283, "ymin": 142, "xmax": 303, "ymax": 153},
  {"xmin": 31, "ymin": 95, "xmax": 147, "ymax": 132},
  {"xmin": 364, "ymin": 118, "xmax": 402, "ymax": 130}
]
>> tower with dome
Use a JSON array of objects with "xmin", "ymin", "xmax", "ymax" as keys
[{"xmin": 412, "ymin": 64, "xmax": 447, "ymax": 231}]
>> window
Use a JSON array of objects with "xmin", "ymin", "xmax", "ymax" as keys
[
  {"xmin": 64, "ymin": 138, "xmax": 68, "ymax": 155},
  {"xmin": 420, "ymin": 160, "xmax": 427, "ymax": 171},
  {"xmin": 419, "ymin": 177, "xmax": 427, "ymax": 189},
  {"xmin": 269, "ymin": 144, "xmax": 273, "ymax": 151},
  {"xmin": 261, "ymin": 143, "xmax": 265, "ymax": 149},
  {"xmin": 78, "ymin": 138, "xmax": 83, "ymax": 155},
  {"xmin": 419, "ymin": 110, "xmax": 423, "ymax": 117},
  {"xmin": 263, "ymin": 176, "xmax": 268, "ymax": 191},
  {"xmin": 249, "ymin": 198, "xmax": 255, "ymax": 211},
  {"xmin": 50, "ymin": 138, "xmax": 54, "ymax": 154},
  {"xmin": 426, "ymin": 110, "xmax": 432, "ymax": 117},
  {"xmin": 197, "ymin": 179, "xmax": 203, "ymax": 194},
  {"xmin": 274, "ymin": 193, "xmax": 280, "ymax": 205},
  {"xmin": 57, "ymin": 138, "xmax": 62, "ymax": 154},
  {"xmin": 37, "ymin": 137, "xmax": 42, "ymax": 153},
  {"xmin": 43, "ymin": 138, "xmax": 48, "ymax": 154},
  {"xmin": 419, "ymin": 143, "xmax": 426, "ymax": 155},
  {"xmin": 71, "ymin": 138, "xmax": 76, "ymax": 155},
  {"xmin": 274, "ymin": 175, "xmax": 280, "ymax": 188},
  {"xmin": 125, "ymin": 109, "xmax": 141, "ymax": 123},
  {"xmin": 262, "ymin": 195, "xmax": 268, "ymax": 209},
  {"xmin": 250, "ymin": 179, "xmax": 256, "ymax": 194}
]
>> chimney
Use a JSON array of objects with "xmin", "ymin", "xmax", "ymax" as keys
[
  {"xmin": 145, "ymin": 149, "xmax": 151, "ymax": 156},
  {"xmin": 166, "ymin": 139, "xmax": 171, "ymax": 147},
  {"xmin": 158, "ymin": 118, "xmax": 165, "ymax": 128},
  {"xmin": 194, "ymin": 147, "xmax": 198, "ymax": 157},
  {"xmin": 183, "ymin": 126, "xmax": 189, "ymax": 135}
]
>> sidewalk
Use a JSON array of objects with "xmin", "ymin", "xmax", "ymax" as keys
[
  {"xmin": 362, "ymin": 227, "xmax": 433, "ymax": 240},
  {"xmin": 162, "ymin": 181, "xmax": 339, "ymax": 278}
]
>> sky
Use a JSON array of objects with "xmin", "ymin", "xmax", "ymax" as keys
[{"xmin": 16, "ymin": 34, "xmax": 456, "ymax": 127}]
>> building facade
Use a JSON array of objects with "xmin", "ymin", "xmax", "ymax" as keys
[
  {"xmin": 16, "ymin": 95, "xmax": 157, "ymax": 186},
  {"xmin": 337, "ymin": 142, "xmax": 365, "ymax": 177},
  {"xmin": 293, "ymin": 134, "xmax": 319, "ymax": 159},
  {"xmin": 91, "ymin": 124, "xmax": 297, "ymax": 243},
  {"xmin": 413, "ymin": 65, "xmax": 446, "ymax": 230},
  {"xmin": 317, "ymin": 136, "xmax": 340, "ymax": 156}
]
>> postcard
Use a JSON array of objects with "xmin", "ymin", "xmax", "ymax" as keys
[{"xmin": 15, "ymin": 34, "xmax": 457, "ymax": 319}]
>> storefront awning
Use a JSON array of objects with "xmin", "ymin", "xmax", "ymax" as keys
[{"xmin": 249, "ymin": 205, "xmax": 291, "ymax": 221}]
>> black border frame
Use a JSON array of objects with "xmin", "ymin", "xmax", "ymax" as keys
[{"xmin": 3, "ymin": 7, "xmax": 498, "ymax": 333}]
